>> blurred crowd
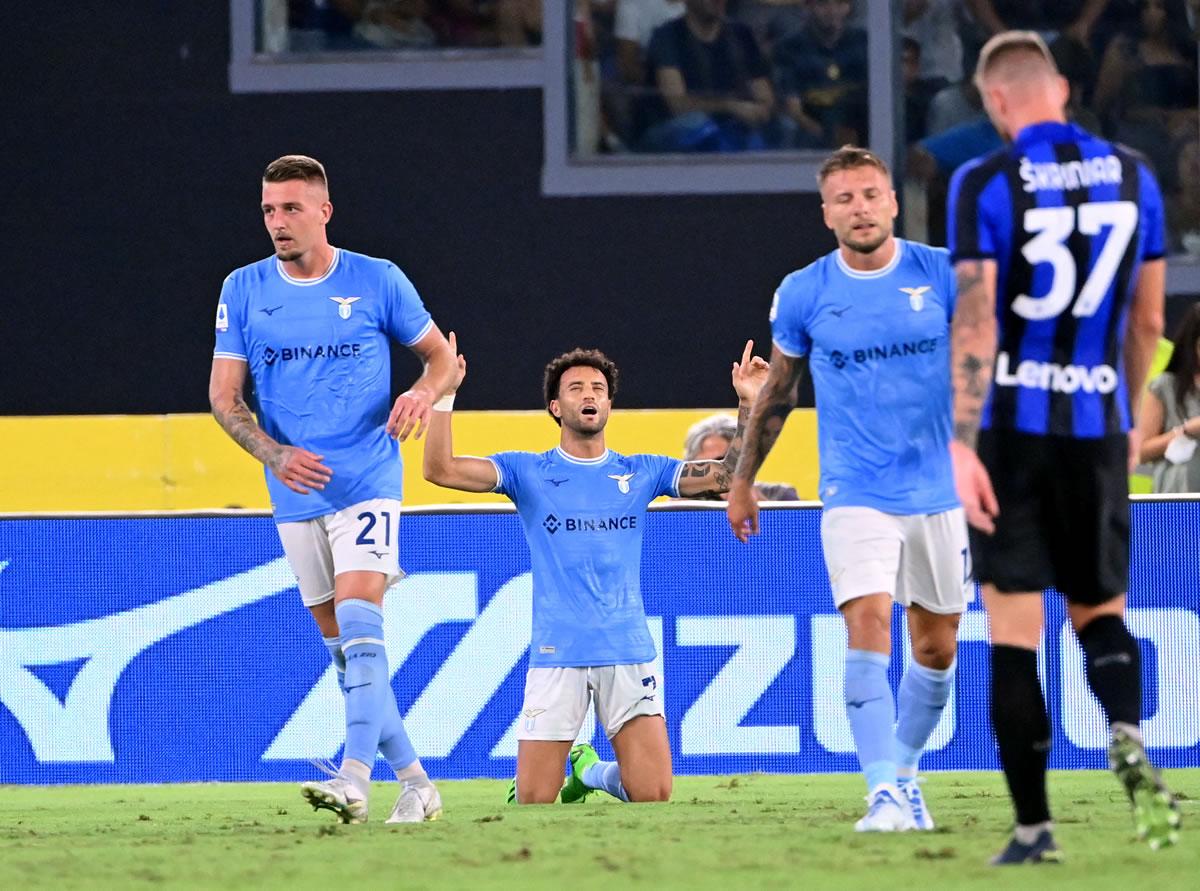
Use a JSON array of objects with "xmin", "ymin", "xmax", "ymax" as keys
[
  {"xmin": 277, "ymin": 1, "xmax": 1200, "ymax": 251},
  {"xmin": 899, "ymin": 0, "xmax": 1200, "ymax": 249},
  {"xmin": 282, "ymin": 1, "xmax": 543, "ymax": 50}
]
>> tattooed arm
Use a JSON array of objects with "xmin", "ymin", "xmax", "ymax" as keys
[
  {"xmin": 727, "ymin": 347, "xmax": 804, "ymax": 541},
  {"xmin": 209, "ymin": 357, "xmax": 332, "ymax": 495},
  {"xmin": 678, "ymin": 340, "xmax": 771, "ymax": 497},
  {"xmin": 950, "ymin": 259, "xmax": 998, "ymax": 449},
  {"xmin": 949, "ymin": 259, "xmax": 1000, "ymax": 532},
  {"xmin": 677, "ymin": 401, "xmax": 752, "ymax": 497}
]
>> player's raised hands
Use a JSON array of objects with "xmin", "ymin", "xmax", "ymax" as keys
[
  {"xmin": 731, "ymin": 339, "xmax": 770, "ymax": 403},
  {"xmin": 446, "ymin": 331, "xmax": 467, "ymax": 394},
  {"xmin": 268, "ymin": 445, "xmax": 332, "ymax": 495},
  {"xmin": 950, "ymin": 441, "xmax": 999, "ymax": 534},
  {"xmin": 388, "ymin": 389, "xmax": 433, "ymax": 441}
]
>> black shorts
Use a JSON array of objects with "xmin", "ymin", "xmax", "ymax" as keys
[{"xmin": 972, "ymin": 429, "xmax": 1129, "ymax": 605}]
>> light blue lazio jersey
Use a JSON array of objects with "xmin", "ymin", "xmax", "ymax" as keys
[
  {"xmin": 771, "ymin": 239, "xmax": 959, "ymax": 514},
  {"xmin": 489, "ymin": 448, "xmax": 683, "ymax": 668},
  {"xmin": 213, "ymin": 248, "xmax": 433, "ymax": 522}
]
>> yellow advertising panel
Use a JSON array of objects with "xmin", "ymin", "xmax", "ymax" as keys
[{"xmin": 0, "ymin": 410, "xmax": 819, "ymax": 512}]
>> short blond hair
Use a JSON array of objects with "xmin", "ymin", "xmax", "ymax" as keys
[
  {"xmin": 263, "ymin": 155, "xmax": 328, "ymax": 191},
  {"xmin": 817, "ymin": 145, "xmax": 891, "ymax": 188},
  {"xmin": 974, "ymin": 30, "xmax": 1059, "ymax": 88}
]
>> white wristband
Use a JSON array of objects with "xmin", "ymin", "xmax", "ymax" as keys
[{"xmin": 433, "ymin": 393, "xmax": 455, "ymax": 412}]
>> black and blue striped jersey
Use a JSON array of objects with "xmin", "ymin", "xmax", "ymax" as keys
[{"xmin": 947, "ymin": 121, "xmax": 1165, "ymax": 438}]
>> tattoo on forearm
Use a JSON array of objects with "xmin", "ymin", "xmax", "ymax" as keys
[
  {"xmin": 680, "ymin": 461, "xmax": 726, "ymax": 498},
  {"xmin": 213, "ymin": 397, "xmax": 284, "ymax": 469},
  {"xmin": 734, "ymin": 356, "xmax": 802, "ymax": 484},
  {"xmin": 716, "ymin": 402, "xmax": 751, "ymax": 485},
  {"xmin": 950, "ymin": 260, "xmax": 996, "ymax": 449}
]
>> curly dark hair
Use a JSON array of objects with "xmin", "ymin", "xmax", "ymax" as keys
[
  {"xmin": 1163, "ymin": 301, "xmax": 1200, "ymax": 416},
  {"xmin": 542, "ymin": 348, "xmax": 619, "ymax": 426}
]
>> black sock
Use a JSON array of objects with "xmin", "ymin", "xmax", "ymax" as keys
[
  {"xmin": 1076, "ymin": 614, "xmax": 1141, "ymax": 729},
  {"xmin": 991, "ymin": 644, "xmax": 1052, "ymax": 826}
]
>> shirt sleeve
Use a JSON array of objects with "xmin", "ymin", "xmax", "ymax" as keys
[
  {"xmin": 213, "ymin": 273, "xmax": 247, "ymax": 360},
  {"xmin": 1148, "ymin": 372, "xmax": 1174, "ymax": 418},
  {"xmin": 639, "ymin": 454, "xmax": 685, "ymax": 499},
  {"xmin": 737, "ymin": 25, "xmax": 770, "ymax": 80},
  {"xmin": 947, "ymin": 159, "xmax": 997, "ymax": 262},
  {"xmin": 614, "ymin": 1, "xmax": 638, "ymax": 41},
  {"xmin": 382, "ymin": 262, "xmax": 435, "ymax": 347},
  {"xmin": 769, "ymin": 273, "xmax": 811, "ymax": 358},
  {"xmin": 939, "ymin": 249, "xmax": 957, "ymax": 319},
  {"xmin": 488, "ymin": 451, "xmax": 528, "ymax": 502},
  {"xmin": 1139, "ymin": 162, "xmax": 1167, "ymax": 261},
  {"xmin": 646, "ymin": 23, "xmax": 680, "ymax": 71}
]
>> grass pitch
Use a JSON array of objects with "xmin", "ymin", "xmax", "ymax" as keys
[{"xmin": 1, "ymin": 770, "xmax": 1195, "ymax": 890}]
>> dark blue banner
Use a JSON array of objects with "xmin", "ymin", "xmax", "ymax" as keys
[{"xmin": 1, "ymin": 503, "xmax": 1197, "ymax": 783}]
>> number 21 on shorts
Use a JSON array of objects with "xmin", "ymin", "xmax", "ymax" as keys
[{"xmin": 356, "ymin": 511, "xmax": 392, "ymax": 546}]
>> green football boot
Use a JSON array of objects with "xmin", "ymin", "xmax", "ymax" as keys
[
  {"xmin": 559, "ymin": 743, "xmax": 600, "ymax": 804},
  {"xmin": 1110, "ymin": 726, "xmax": 1182, "ymax": 850}
]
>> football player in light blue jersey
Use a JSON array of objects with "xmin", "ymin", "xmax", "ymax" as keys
[
  {"xmin": 728, "ymin": 147, "xmax": 971, "ymax": 833},
  {"xmin": 425, "ymin": 334, "xmax": 769, "ymax": 805},
  {"xmin": 209, "ymin": 155, "xmax": 456, "ymax": 825}
]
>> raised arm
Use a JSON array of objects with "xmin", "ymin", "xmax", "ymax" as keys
[
  {"xmin": 208, "ymin": 357, "xmax": 332, "ymax": 495},
  {"xmin": 387, "ymin": 324, "xmax": 457, "ymax": 441},
  {"xmin": 949, "ymin": 258, "xmax": 1000, "ymax": 532},
  {"xmin": 677, "ymin": 340, "xmax": 771, "ymax": 498},
  {"xmin": 726, "ymin": 345, "xmax": 804, "ymax": 542},
  {"xmin": 423, "ymin": 332, "xmax": 500, "ymax": 493}
]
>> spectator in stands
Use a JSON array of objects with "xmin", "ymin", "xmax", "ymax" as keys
[
  {"xmin": 774, "ymin": 0, "xmax": 868, "ymax": 149},
  {"xmin": 902, "ymin": 37, "xmax": 944, "ymax": 143},
  {"xmin": 615, "ymin": 0, "xmax": 685, "ymax": 84},
  {"xmin": 498, "ymin": 0, "xmax": 541, "ymax": 46},
  {"xmin": 637, "ymin": 0, "xmax": 775, "ymax": 152},
  {"xmin": 902, "ymin": 0, "xmax": 963, "ymax": 90},
  {"xmin": 1093, "ymin": 0, "xmax": 1198, "ymax": 173},
  {"xmin": 1049, "ymin": 35, "xmax": 1103, "ymax": 133},
  {"xmin": 354, "ymin": 0, "xmax": 437, "ymax": 48},
  {"xmin": 1167, "ymin": 137, "xmax": 1200, "ymax": 254},
  {"xmin": 962, "ymin": 1, "xmax": 1114, "ymax": 49},
  {"xmin": 683, "ymin": 414, "xmax": 800, "ymax": 501},
  {"xmin": 427, "ymin": 0, "xmax": 500, "ymax": 47},
  {"xmin": 287, "ymin": 0, "xmax": 362, "ymax": 50},
  {"xmin": 1136, "ymin": 302, "xmax": 1200, "ymax": 493},
  {"xmin": 729, "ymin": 0, "xmax": 809, "ymax": 57}
]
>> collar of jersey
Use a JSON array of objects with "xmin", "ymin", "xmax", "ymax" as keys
[
  {"xmin": 554, "ymin": 446, "xmax": 610, "ymax": 465},
  {"xmin": 276, "ymin": 248, "xmax": 341, "ymax": 286},
  {"xmin": 1013, "ymin": 120, "xmax": 1087, "ymax": 150},
  {"xmin": 834, "ymin": 239, "xmax": 903, "ymax": 279}
]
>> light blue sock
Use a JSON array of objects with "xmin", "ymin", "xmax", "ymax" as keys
[
  {"xmin": 844, "ymin": 649, "xmax": 897, "ymax": 791},
  {"xmin": 581, "ymin": 760, "xmax": 630, "ymax": 802},
  {"xmin": 325, "ymin": 630, "xmax": 417, "ymax": 774},
  {"xmin": 337, "ymin": 599, "xmax": 391, "ymax": 771},
  {"xmin": 894, "ymin": 660, "xmax": 955, "ymax": 778},
  {"xmin": 322, "ymin": 635, "xmax": 346, "ymax": 692},
  {"xmin": 378, "ymin": 694, "xmax": 418, "ymax": 775}
]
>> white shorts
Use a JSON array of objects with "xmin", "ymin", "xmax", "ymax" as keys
[
  {"xmin": 276, "ymin": 498, "xmax": 404, "ymax": 607},
  {"xmin": 517, "ymin": 663, "xmax": 664, "ymax": 742},
  {"xmin": 821, "ymin": 506, "xmax": 973, "ymax": 615}
]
